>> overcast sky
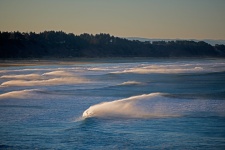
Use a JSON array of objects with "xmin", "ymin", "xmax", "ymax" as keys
[{"xmin": 0, "ymin": 0, "xmax": 225, "ymax": 39}]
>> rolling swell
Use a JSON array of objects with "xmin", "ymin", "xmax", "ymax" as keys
[{"xmin": 165, "ymin": 91, "xmax": 225, "ymax": 100}]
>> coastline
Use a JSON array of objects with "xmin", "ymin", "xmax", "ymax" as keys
[{"xmin": 0, "ymin": 57, "xmax": 223, "ymax": 67}]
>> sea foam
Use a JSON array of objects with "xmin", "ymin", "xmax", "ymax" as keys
[
  {"xmin": 1, "ymin": 77, "xmax": 89, "ymax": 86},
  {"xmin": 82, "ymin": 93, "xmax": 179, "ymax": 119},
  {"xmin": 0, "ymin": 89, "xmax": 38, "ymax": 99},
  {"xmin": 119, "ymin": 81, "xmax": 143, "ymax": 86},
  {"xmin": 112, "ymin": 63, "xmax": 225, "ymax": 74},
  {"xmin": 82, "ymin": 92, "xmax": 225, "ymax": 119},
  {"xmin": 0, "ymin": 74, "xmax": 41, "ymax": 80},
  {"xmin": 42, "ymin": 70, "xmax": 73, "ymax": 76}
]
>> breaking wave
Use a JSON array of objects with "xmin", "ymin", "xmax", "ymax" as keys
[
  {"xmin": 42, "ymin": 70, "xmax": 73, "ymax": 76},
  {"xmin": 112, "ymin": 63, "xmax": 225, "ymax": 74},
  {"xmin": 82, "ymin": 93, "xmax": 225, "ymax": 119},
  {"xmin": 0, "ymin": 89, "xmax": 38, "ymax": 99},
  {"xmin": 0, "ymin": 74, "xmax": 42, "ymax": 80},
  {"xmin": 1, "ymin": 76, "xmax": 89, "ymax": 86},
  {"xmin": 82, "ymin": 93, "xmax": 177, "ymax": 119},
  {"xmin": 87, "ymin": 67, "xmax": 109, "ymax": 71},
  {"xmin": 119, "ymin": 81, "xmax": 144, "ymax": 86}
]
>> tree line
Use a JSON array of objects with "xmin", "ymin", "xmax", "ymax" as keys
[{"xmin": 0, "ymin": 31, "xmax": 225, "ymax": 58}]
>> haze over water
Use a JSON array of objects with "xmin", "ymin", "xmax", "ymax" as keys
[{"xmin": 0, "ymin": 58, "xmax": 225, "ymax": 149}]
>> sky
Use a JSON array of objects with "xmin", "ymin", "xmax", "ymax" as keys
[{"xmin": 0, "ymin": 0, "xmax": 225, "ymax": 40}]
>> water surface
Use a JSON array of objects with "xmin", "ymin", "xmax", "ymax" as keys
[{"xmin": 0, "ymin": 58, "xmax": 225, "ymax": 149}]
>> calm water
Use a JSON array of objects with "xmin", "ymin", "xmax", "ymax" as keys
[{"xmin": 0, "ymin": 58, "xmax": 225, "ymax": 149}]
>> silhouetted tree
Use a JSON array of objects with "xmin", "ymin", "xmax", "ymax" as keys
[{"xmin": 0, "ymin": 31, "xmax": 224, "ymax": 58}]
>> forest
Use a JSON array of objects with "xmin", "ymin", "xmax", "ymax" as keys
[{"xmin": 0, "ymin": 31, "xmax": 225, "ymax": 58}]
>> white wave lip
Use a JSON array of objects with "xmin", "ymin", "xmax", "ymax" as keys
[
  {"xmin": 0, "ymin": 74, "xmax": 42, "ymax": 80},
  {"xmin": 0, "ymin": 89, "xmax": 38, "ymax": 99},
  {"xmin": 1, "ymin": 69, "xmax": 90, "ymax": 86},
  {"xmin": 119, "ymin": 81, "xmax": 143, "ymax": 85},
  {"xmin": 114, "ymin": 65, "xmax": 205, "ymax": 74},
  {"xmin": 42, "ymin": 70, "xmax": 73, "ymax": 76},
  {"xmin": 112, "ymin": 62, "xmax": 225, "ymax": 74},
  {"xmin": 1, "ymin": 76, "xmax": 89, "ymax": 86},
  {"xmin": 82, "ymin": 92, "xmax": 225, "ymax": 119},
  {"xmin": 82, "ymin": 93, "xmax": 177, "ymax": 119},
  {"xmin": 87, "ymin": 67, "xmax": 109, "ymax": 71},
  {"xmin": 0, "ymin": 70, "xmax": 73, "ymax": 80}
]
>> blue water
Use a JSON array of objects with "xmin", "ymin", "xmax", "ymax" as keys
[{"xmin": 0, "ymin": 58, "xmax": 225, "ymax": 149}]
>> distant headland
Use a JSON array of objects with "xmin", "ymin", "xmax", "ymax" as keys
[{"xmin": 1, "ymin": 31, "xmax": 225, "ymax": 59}]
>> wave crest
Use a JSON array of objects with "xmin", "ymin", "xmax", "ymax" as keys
[
  {"xmin": 112, "ymin": 63, "xmax": 225, "ymax": 74},
  {"xmin": 0, "ymin": 74, "xmax": 41, "ymax": 80},
  {"xmin": 82, "ymin": 93, "xmax": 179, "ymax": 119},
  {"xmin": 82, "ymin": 92, "xmax": 225, "ymax": 119},
  {"xmin": 0, "ymin": 89, "xmax": 38, "ymax": 99},
  {"xmin": 42, "ymin": 70, "xmax": 73, "ymax": 76},
  {"xmin": 119, "ymin": 81, "xmax": 143, "ymax": 86},
  {"xmin": 1, "ymin": 77, "xmax": 89, "ymax": 86}
]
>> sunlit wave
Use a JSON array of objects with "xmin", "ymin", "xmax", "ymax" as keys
[{"xmin": 82, "ymin": 92, "xmax": 225, "ymax": 119}]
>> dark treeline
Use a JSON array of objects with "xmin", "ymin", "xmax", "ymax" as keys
[{"xmin": 1, "ymin": 31, "xmax": 225, "ymax": 58}]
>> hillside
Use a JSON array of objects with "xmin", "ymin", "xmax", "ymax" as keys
[{"xmin": 1, "ymin": 31, "xmax": 225, "ymax": 58}]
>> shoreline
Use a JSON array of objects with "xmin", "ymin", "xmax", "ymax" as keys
[{"xmin": 0, "ymin": 57, "xmax": 223, "ymax": 67}]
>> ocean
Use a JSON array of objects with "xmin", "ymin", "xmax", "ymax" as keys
[{"xmin": 0, "ymin": 58, "xmax": 225, "ymax": 149}]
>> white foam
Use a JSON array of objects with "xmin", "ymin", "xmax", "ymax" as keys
[
  {"xmin": 112, "ymin": 63, "xmax": 225, "ymax": 74},
  {"xmin": 119, "ymin": 81, "xmax": 143, "ymax": 85},
  {"xmin": 42, "ymin": 70, "xmax": 73, "ymax": 76},
  {"xmin": 82, "ymin": 93, "xmax": 179, "ymax": 119},
  {"xmin": 115, "ymin": 66, "xmax": 203, "ymax": 74},
  {"xmin": 0, "ymin": 68, "xmax": 54, "ymax": 74},
  {"xmin": 1, "ymin": 77, "xmax": 89, "ymax": 86},
  {"xmin": 0, "ymin": 74, "xmax": 41, "ymax": 80},
  {"xmin": 0, "ymin": 89, "xmax": 38, "ymax": 99},
  {"xmin": 87, "ymin": 67, "xmax": 109, "ymax": 71},
  {"xmin": 82, "ymin": 92, "xmax": 225, "ymax": 119}
]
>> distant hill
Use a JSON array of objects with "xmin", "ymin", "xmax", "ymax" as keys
[
  {"xmin": 203, "ymin": 39, "xmax": 225, "ymax": 46},
  {"xmin": 0, "ymin": 31, "xmax": 225, "ymax": 59},
  {"xmin": 126, "ymin": 37, "xmax": 225, "ymax": 46}
]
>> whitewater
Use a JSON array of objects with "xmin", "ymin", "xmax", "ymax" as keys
[{"xmin": 0, "ymin": 58, "xmax": 225, "ymax": 149}]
